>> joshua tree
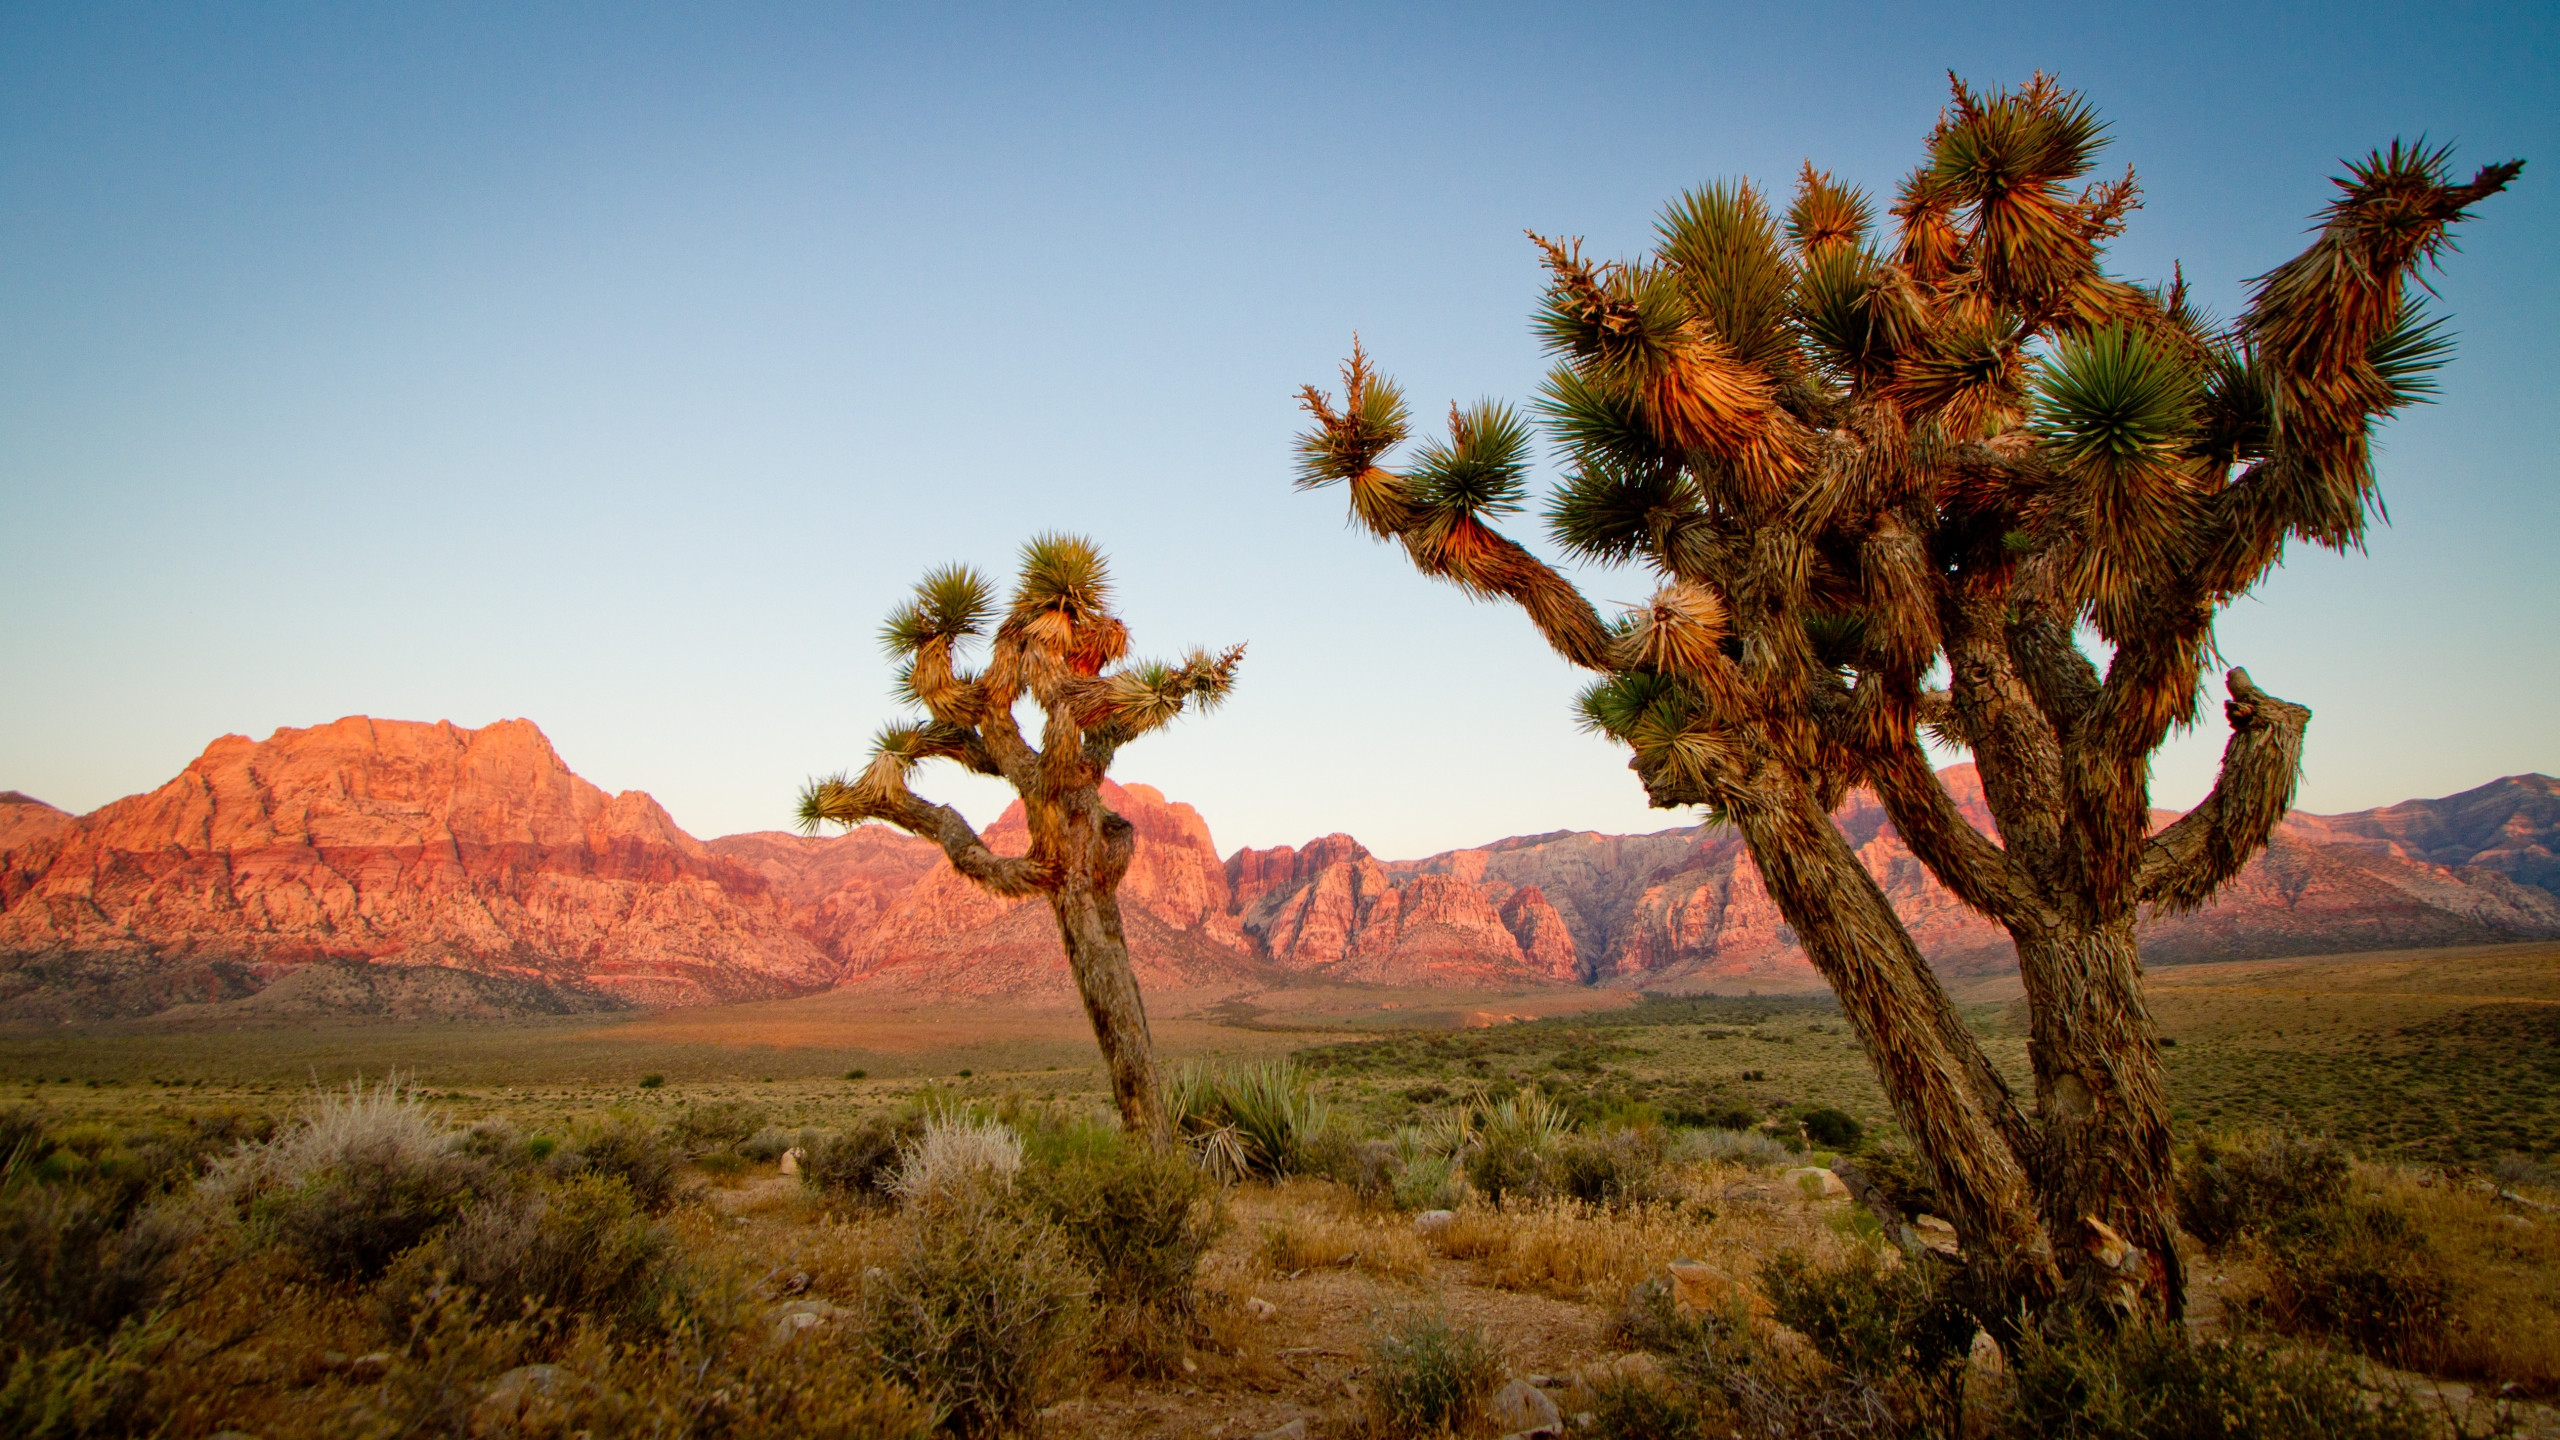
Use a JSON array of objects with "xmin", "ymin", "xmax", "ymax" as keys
[
  {"xmin": 1294, "ymin": 75, "xmax": 2516, "ymax": 1323},
  {"xmin": 798, "ymin": 534, "xmax": 1243, "ymax": 1144}
]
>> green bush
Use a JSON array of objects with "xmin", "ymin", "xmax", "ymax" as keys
[
  {"xmin": 802, "ymin": 1112, "xmax": 925, "ymax": 1206},
  {"xmin": 378, "ymin": 1173, "xmax": 677, "ymax": 1333},
  {"xmin": 2001, "ymin": 1319, "xmax": 2429, "ymax": 1440},
  {"xmin": 1545, "ymin": 1128, "xmax": 1679, "ymax": 1210},
  {"xmin": 1797, "ymin": 1106, "xmax": 1864, "ymax": 1151},
  {"xmin": 861, "ymin": 1193, "xmax": 1094, "ymax": 1438},
  {"xmin": 1017, "ymin": 1125, "xmax": 1224, "ymax": 1373},
  {"xmin": 1844, "ymin": 1143, "xmax": 1941, "ymax": 1220},
  {"xmin": 0, "ymin": 1320, "xmax": 166, "ymax": 1440},
  {"xmin": 1759, "ymin": 1245, "xmax": 1973, "ymax": 1423},
  {"xmin": 668, "ymin": 1100, "xmax": 767, "ymax": 1155},
  {"xmin": 1579, "ymin": 1372, "xmax": 1719, "ymax": 1440},
  {"xmin": 548, "ymin": 1111, "xmax": 686, "ymax": 1213},
  {"xmin": 2257, "ymin": 1199, "xmax": 2450, "ymax": 1364},
  {"xmin": 741, "ymin": 1125, "xmax": 816, "ymax": 1164},
  {"xmin": 258, "ymin": 1139, "xmax": 492, "ymax": 1282},
  {"xmin": 2175, "ymin": 1130, "xmax": 2349, "ymax": 1250},
  {"xmin": 0, "ymin": 1180, "xmax": 192, "ymax": 1352},
  {"xmin": 1363, "ymin": 1309, "xmax": 1505, "ymax": 1439}
]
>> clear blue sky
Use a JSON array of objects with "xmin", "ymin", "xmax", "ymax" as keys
[{"xmin": 3, "ymin": 2, "xmax": 2551, "ymax": 860}]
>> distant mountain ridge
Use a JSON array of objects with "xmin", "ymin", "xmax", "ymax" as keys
[{"xmin": 3, "ymin": 717, "xmax": 2553, "ymax": 1017}]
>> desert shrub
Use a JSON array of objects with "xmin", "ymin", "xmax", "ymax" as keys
[
  {"xmin": 1169, "ymin": 1059, "xmax": 1332, "ymax": 1180},
  {"xmin": 1842, "ymin": 1143, "xmax": 1940, "ymax": 1221},
  {"xmin": 803, "ymin": 1112, "xmax": 926, "ymax": 1205},
  {"xmin": 2000, "ymin": 1319, "xmax": 2430, "ymax": 1440},
  {"xmin": 1760, "ymin": 1245, "xmax": 1973, "ymax": 1429},
  {"xmin": 378, "ymin": 1173, "xmax": 677, "ymax": 1334},
  {"xmin": 1579, "ymin": 1372, "xmax": 1721, "ymax": 1440},
  {"xmin": 740, "ymin": 1125, "xmax": 816, "ymax": 1164},
  {"xmin": 1017, "ymin": 1124, "xmax": 1225, "ymax": 1373},
  {"xmin": 0, "ymin": 1320, "xmax": 167, "ymax": 1440},
  {"xmin": 1545, "ymin": 1128, "xmax": 1678, "ymax": 1209},
  {"xmin": 2175, "ymin": 1130, "xmax": 2350, "ymax": 1250},
  {"xmin": 890, "ymin": 1115, "xmax": 1022, "ymax": 1209},
  {"xmin": 2491, "ymin": 1152, "xmax": 2560, "ymax": 1194},
  {"xmin": 0, "ymin": 1181, "xmax": 193, "ymax": 1350},
  {"xmin": 548, "ymin": 1111, "xmax": 686, "ymax": 1213},
  {"xmin": 862, "ymin": 1194, "xmax": 1094, "ymax": 1438},
  {"xmin": 668, "ymin": 1100, "xmax": 768, "ymax": 1154},
  {"xmin": 206, "ymin": 1079, "xmax": 490, "ymax": 1281},
  {"xmin": 1363, "ymin": 1309, "xmax": 1504, "ymax": 1439},
  {"xmin": 1675, "ymin": 1127, "xmax": 1793, "ymax": 1171},
  {"xmin": 1797, "ymin": 1106, "xmax": 1864, "ymax": 1151},
  {"xmin": 1464, "ymin": 1091, "xmax": 1570, "ymax": 1206},
  {"xmin": 2256, "ymin": 1198, "xmax": 2451, "ymax": 1364}
]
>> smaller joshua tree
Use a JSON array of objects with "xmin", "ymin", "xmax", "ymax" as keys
[{"xmin": 798, "ymin": 534, "xmax": 1243, "ymax": 1144}]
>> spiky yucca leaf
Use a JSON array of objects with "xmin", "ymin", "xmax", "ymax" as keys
[
  {"xmin": 2031, "ymin": 324, "xmax": 2197, "ymax": 470},
  {"xmin": 1092, "ymin": 644, "xmax": 1246, "ymax": 735},
  {"xmin": 2366, "ymin": 307, "xmax": 2455, "ymax": 409},
  {"xmin": 1014, "ymin": 533, "xmax": 1111, "ymax": 618},
  {"xmin": 1930, "ymin": 76, "xmax": 2109, "ymax": 302},
  {"xmin": 1793, "ymin": 243, "xmax": 1887, "ymax": 380},
  {"xmin": 1787, "ymin": 163, "xmax": 1873, "ymax": 254},
  {"xmin": 1617, "ymin": 582, "xmax": 1730, "ymax": 677},
  {"xmin": 1294, "ymin": 343, "xmax": 1413, "ymax": 490},
  {"xmin": 1574, "ymin": 670, "xmax": 1686, "ymax": 742},
  {"xmin": 878, "ymin": 563, "xmax": 995, "ymax": 658},
  {"xmin": 1657, "ymin": 181, "xmax": 1797, "ymax": 376},
  {"xmin": 1409, "ymin": 402, "xmax": 1532, "ymax": 517},
  {"xmin": 1534, "ymin": 364, "xmax": 1657, "ymax": 467},
  {"xmin": 1543, "ymin": 454, "xmax": 1690, "ymax": 567}
]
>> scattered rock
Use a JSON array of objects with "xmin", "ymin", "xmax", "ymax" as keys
[
  {"xmin": 1245, "ymin": 1296, "xmax": 1278, "ymax": 1321},
  {"xmin": 473, "ymin": 1365, "xmax": 566, "ymax": 1432},
  {"xmin": 778, "ymin": 1270, "xmax": 812, "ymax": 1296},
  {"xmin": 1413, "ymin": 1209, "xmax": 1457, "ymax": 1236},
  {"xmin": 767, "ymin": 1299, "xmax": 851, "ymax": 1346},
  {"xmin": 779, "ymin": 1148, "xmax": 804, "ymax": 1176},
  {"xmin": 1252, "ymin": 1421, "xmax": 1308, "ymax": 1440},
  {"xmin": 1668, "ymin": 1259, "xmax": 1773, "ymax": 1318},
  {"xmin": 1783, "ymin": 1167, "xmax": 1850, "ymax": 1199},
  {"xmin": 1489, "ymin": 1376, "xmax": 1563, "ymax": 1435},
  {"xmin": 1912, "ymin": 1214, "xmax": 1961, "ymax": 1254}
]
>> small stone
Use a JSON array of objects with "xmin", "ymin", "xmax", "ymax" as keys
[
  {"xmin": 1251, "ymin": 1421, "xmax": 1308, "ymax": 1440},
  {"xmin": 779, "ymin": 1147, "xmax": 804, "ymax": 1176},
  {"xmin": 473, "ymin": 1364, "xmax": 566, "ymax": 1431},
  {"xmin": 347, "ymin": 1352, "xmax": 392, "ymax": 1381},
  {"xmin": 1245, "ymin": 1296, "xmax": 1278, "ymax": 1321},
  {"xmin": 1182, "ymin": 1356, "xmax": 1199, "ymax": 1374},
  {"xmin": 779, "ymin": 1270, "xmax": 812, "ymax": 1296},
  {"xmin": 1783, "ymin": 1167, "xmax": 1850, "ymax": 1199},
  {"xmin": 1488, "ymin": 1376, "xmax": 1562, "ymax": 1434},
  {"xmin": 1413, "ymin": 1209, "xmax": 1457, "ymax": 1236}
]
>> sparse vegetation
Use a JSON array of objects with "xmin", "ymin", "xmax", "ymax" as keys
[{"xmin": 1362, "ymin": 1309, "xmax": 1505, "ymax": 1438}]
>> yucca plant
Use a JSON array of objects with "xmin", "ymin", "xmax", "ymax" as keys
[
  {"xmin": 1295, "ymin": 75, "xmax": 2517, "ymax": 1325},
  {"xmin": 799, "ymin": 535, "xmax": 1243, "ymax": 1143},
  {"xmin": 1166, "ymin": 1059, "xmax": 1329, "ymax": 1179}
]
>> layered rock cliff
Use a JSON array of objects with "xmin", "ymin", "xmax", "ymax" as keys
[
  {"xmin": 6, "ymin": 716, "xmax": 2551, "ymax": 1014},
  {"xmin": 0, "ymin": 718, "xmax": 833, "ymax": 1016}
]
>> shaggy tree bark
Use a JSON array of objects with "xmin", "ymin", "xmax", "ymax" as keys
[
  {"xmin": 1293, "ymin": 80, "xmax": 2515, "ymax": 1325},
  {"xmin": 798, "ymin": 537, "xmax": 1242, "ymax": 1147}
]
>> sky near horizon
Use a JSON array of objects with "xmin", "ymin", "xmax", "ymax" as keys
[{"xmin": 2, "ymin": 2, "xmax": 2553, "ymax": 861}]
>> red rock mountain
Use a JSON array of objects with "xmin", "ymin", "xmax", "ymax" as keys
[
  {"xmin": 4, "ymin": 718, "xmax": 2552, "ymax": 1016},
  {"xmin": 0, "ymin": 718, "xmax": 832, "ymax": 1017}
]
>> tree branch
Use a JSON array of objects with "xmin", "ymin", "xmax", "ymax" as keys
[
  {"xmin": 2136, "ymin": 669, "xmax": 2310, "ymax": 911},
  {"xmin": 799, "ymin": 773, "xmax": 1045, "ymax": 898},
  {"xmin": 1869, "ymin": 737, "xmax": 2035, "ymax": 928}
]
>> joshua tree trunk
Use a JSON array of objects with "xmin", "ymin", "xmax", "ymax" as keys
[{"xmin": 1045, "ymin": 806, "xmax": 1169, "ymax": 1144}]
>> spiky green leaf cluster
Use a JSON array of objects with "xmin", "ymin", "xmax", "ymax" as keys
[
  {"xmin": 1014, "ymin": 532, "xmax": 1111, "ymax": 619},
  {"xmin": 1409, "ymin": 402, "xmax": 1533, "ymax": 517},
  {"xmin": 2030, "ymin": 325, "xmax": 2196, "ymax": 469},
  {"xmin": 878, "ymin": 564, "xmax": 995, "ymax": 658}
]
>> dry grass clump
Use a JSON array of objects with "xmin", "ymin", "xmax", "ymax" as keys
[
  {"xmin": 1257, "ymin": 1208, "xmax": 1431, "ymax": 1281},
  {"xmin": 1429, "ymin": 1198, "xmax": 1725, "ymax": 1302},
  {"xmin": 203, "ymin": 1077, "xmax": 495, "ymax": 1282},
  {"xmin": 1362, "ymin": 1308, "xmax": 1506, "ymax": 1439},
  {"xmin": 889, "ymin": 1114, "xmax": 1023, "ymax": 1209},
  {"xmin": 2373, "ymin": 1169, "xmax": 2560, "ymax": 1394}
]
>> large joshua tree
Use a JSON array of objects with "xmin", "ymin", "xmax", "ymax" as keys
[
  {"xmin": 1294, "ymin": 75, "xmax": 2517, "ymax": 1323},
  {"xmin": 798, "ymin": 534, "xmax": 1244, "ymax": 1144}
]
